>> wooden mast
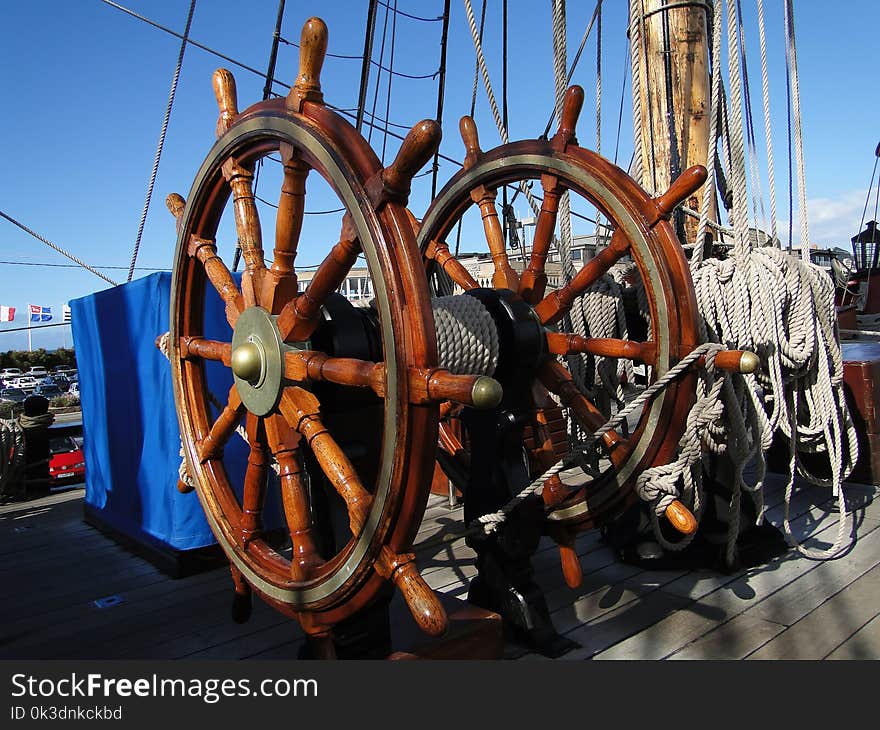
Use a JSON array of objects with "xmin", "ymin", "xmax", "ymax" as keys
[{"xmin": 632, "ymin": 0, "xmax": 715, "ymax": 246}]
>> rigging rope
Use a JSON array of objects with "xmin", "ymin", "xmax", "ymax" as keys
[
  {"xmin": 784, "ymin": 0, "xmax": 811, "ymax": 262},
  {"xmin": 685, "ymin": 0, "xmax": 857, "ymax": 561},
  {"xmin": 756, "ymin": 0, "xmax": 778, "ymax": 241},
  {"xmin": 473, "ymin": 342, "xmax": 722, "ymax": 535},
  {"xmin": 126, "ymin": 0, "xmax": 196, "ymax": 283},
  {"xmin": 0, "ymin": 210, "xmax": 119, "ymax": 286}
]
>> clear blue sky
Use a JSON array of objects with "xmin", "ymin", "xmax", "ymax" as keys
[{"xmin": 0, "ymin": 0, "xmax": 877, "ymax": 352}]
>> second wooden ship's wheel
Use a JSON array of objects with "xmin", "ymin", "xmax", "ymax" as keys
[
  {"xmin": 415, "ymin": 88, "xmax": 754, "ymax": 652},
  {"xmin": 167, "ymin": 18, "xmax": 501, "ymax": 656}
]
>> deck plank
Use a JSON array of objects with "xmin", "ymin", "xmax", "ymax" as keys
[
  {"xmin": 590, "ymin": 495, "xmax": 879, "ymax": 660},
  {"xmin": 746, "ymin": 562, "xmax": 880, "ymax": 660},
  {"xmin": 2, "ymin": 474, "xmax": 876, "ymax": 660},
  {"xmin": 669, "ymin": 518, "xmax": 880, "ymax": 658},
  {"xmin": 825, "ymin": 614, "xmax": 880, "ymax": 660}
]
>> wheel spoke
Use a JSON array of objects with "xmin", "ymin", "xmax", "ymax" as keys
[
  {"xmin": 519, "ymin": 175, "xmax": 563, "ymax": 303},
  {"xmin": 285, "ymin": 351, "xmax": 502, "ymax": 409},
  {"xmin": 459, "ymin": 117, "xmax": 518, "ymax": 290},
  {"xmin": 187, "ymin": 236, "xmax": 245, "ymax": 327},
  {"xmin": 276, "ymin": 215, "xmax": 360, "ymax": 342},
  {"xmin": 424, "ymin": 239, "xmax": 478, "ymax": 291},
  {"xmin": 279, "ymin": 387, "xmax": 372, "ymax": 534},
  {"xmin": 537, "ymin": 359, "xmax": 625, "ymax": 455},
  {"xmin": 264, "ymin": 413, "xmax": 324, "ymax": 580},
  {"xmin": 285, "ymin": 351, "xmax": 385, "ymax": 395},
  {"xmin": 240, "ymin": 413, "xmax": 269, "ymax": 547},
  {"xmin": 260, "ymin": 145, "xmax": 309, "ymax": 314},
  {"xmin": 179, "ymin": 337, "xmax": 232, "ymax": 366},
  {"xmin": 213, "ymin": 69, "xmax": 266, "ymax": 304},
  {"xmin": 533, "ymin": 229, "xmax": 630, "ymax": 326},
  {"xmin": 546, "ymin": 333, "xmax": 657, "ymax": 365},
  {"xmin": 198, "ymin": 385, "xmax": 245, "ymax": 463}
]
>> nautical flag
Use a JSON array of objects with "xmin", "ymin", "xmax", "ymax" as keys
[
  {"xmin": 63, "ymin": 304, "xmax": 71, "ymax": 323},
  {"xmin": 29, "ymin": 304, "xmax": 52, "ymax": 322},
  {"xmin": 0, "ymin": 306, "xmax": 14, "ymax": 322}
]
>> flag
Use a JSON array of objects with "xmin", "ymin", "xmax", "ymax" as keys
[
  {"xmin": 0, "ymin": 306, "xmax": 14, "ymax": 322},
  {"xmin": 29, "ymin": 304, "xmax": 52, "ymax": 322},
  {"xmin": 63, "ymin": 304, "xmax": 71, "ymax": 323}
]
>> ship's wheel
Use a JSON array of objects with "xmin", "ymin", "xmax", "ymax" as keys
[
  {"xmin": 418, "ymin": 87, "xmax": 712, "ymax": 587},
  {"xmin": 167, "ymin": 18, "xmax": 498, "ymax": 653}
]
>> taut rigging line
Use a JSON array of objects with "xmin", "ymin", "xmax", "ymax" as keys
[{"xmin": 0, "ymin": 210, "xmax": 119, "ymax": 287}]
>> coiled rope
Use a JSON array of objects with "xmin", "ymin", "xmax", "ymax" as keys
[
  {"xmin": 685, "ymin": 0, "xmax": 857, "ymax": 560},
  {"xmin": 432, "ymin": 295, "xmax": 500, "ymax": 376}
]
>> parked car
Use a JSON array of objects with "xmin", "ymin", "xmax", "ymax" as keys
[
  {"xmin": 14, "ymin": 376, "xmax": 37, "ymax": 391},
  {"xmin": 48, "ymin": 435, "xmax": 85, "ymax": 484},
  {"xmin": 68, "ymin": 381, "xmax": 80, "ymax": 397},
  {"xmin": 53, "ymin": 374, "xmax": 70, "ymax": 391},
  {"xmin": 0, "ymin": 387, "xmax": 28, "ymax": 403},
  {"xmin": 1, "ymin": 368, "xmax": 22, "ymax": 387},
  {"xmin": 33, "ymin": 384, "xmax": 64, "ymax": 399},
  {"xmin": 27, "ymin": 366, "xmax": 48, "ymax": 378}
]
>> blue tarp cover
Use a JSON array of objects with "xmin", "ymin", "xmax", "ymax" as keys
[{"xmin": 70, "ymin": 272, "xmax": 257, "ymax": 551}]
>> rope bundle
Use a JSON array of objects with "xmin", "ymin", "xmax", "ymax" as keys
[
  {"xmin": 691, "ymin": 248, "xmax": 858, "ymax": 559},
  {"xmin": 432, "ymin": 295, "xmax": 499, "ymax": 376}
]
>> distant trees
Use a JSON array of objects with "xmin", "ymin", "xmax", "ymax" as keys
[{"xmin": 0, "ymin": 348, "xmax": 77, "ymax": 371}]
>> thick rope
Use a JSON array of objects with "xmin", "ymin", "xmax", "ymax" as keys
[
  {"xmin": 687, "ymin": 0, "xmax": 856, "ymax": 561},
  {"xmin": 127, "ymin": 0, "xmax": 196, "ymax": 282},
  {"xmin": 783, "ymin": 0, "xmax": 811, "ymax": 262},
  {"xmin": 628, "ymin": 0, "xmax": 646, "ymax": 186},
  {"xmin": 692, "ymin": 0, "xmax": 723, "ymax": 264},
  {"xmin": 462, "ymin": 0, "xmax": 542, "ymax": 218},
  {"xmin": 432, "ymin": 295, "xmax": 500, "ymax": 376},
  {"xmin": 756, "ymin": 0, "xmax": 778, "ymax": 241}
]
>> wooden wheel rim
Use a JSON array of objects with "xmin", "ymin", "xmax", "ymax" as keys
[
  {"xmin": 170, "ymin": 108, "xmax": 436, "ymax": 610},
  {"xmin": 419, "ymin": 140, "xmax": 700, "ymax": 525}
]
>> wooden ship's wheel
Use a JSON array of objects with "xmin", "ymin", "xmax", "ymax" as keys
[
  {"xmin": 416, "ymin": 88, "xmax": 754, "ymax": 649},
  {"xmin": 167, "ymin": 18, "xmax": 502, "ymax": 656}
]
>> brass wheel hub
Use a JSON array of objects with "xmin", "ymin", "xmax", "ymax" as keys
[{"xmin": 231, "ymin": 306, "xmax": 285, "ymax": 416}]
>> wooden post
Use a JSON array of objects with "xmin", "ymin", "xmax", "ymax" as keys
[{"xmin": 633, "ymin": 0, "xmax": 714, "ymax": 246}]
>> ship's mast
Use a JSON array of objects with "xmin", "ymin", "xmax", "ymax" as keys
[{"xmin": 631, "ymin": 0, "xmax": 714, "ymax": 246}]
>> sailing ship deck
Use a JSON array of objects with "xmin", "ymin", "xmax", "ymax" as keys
[{"xmin": 2, "ymin": 472, "xmax": 878, "ymax": 661}]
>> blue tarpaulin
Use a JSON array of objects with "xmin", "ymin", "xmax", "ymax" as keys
[{"xmin": 70, "ymin": 272, "xmax": 267, "ymax": 552}]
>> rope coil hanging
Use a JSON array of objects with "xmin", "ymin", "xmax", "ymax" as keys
[{"xmin": 685, "ymin": 0, "xmax": 858, "ymax": 561}]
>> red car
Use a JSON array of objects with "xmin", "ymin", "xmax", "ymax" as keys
[{"xmin": 48, "ymin": 435, "xmax": 85, "ymax": 484}]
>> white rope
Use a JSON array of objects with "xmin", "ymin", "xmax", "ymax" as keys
[
  {"xmin": 783, "ymin": 0, "xmax": 811, "ymax": 262},
  {"xmin": 473, "ymin": 342, "xmax": 721, "ymax": 535},
  {"xmin": 686, "ymin": 0, "xmax": 857, "ymax": 561},
  {"xmin": 432, "ymin": 295, "xmax": 500, "ymax": 376},
  {"xmin": 693, "ymin": 0, "xmax": 723, "ymax": 264},
  {"xmin": 628, "ymin": 0, "xmax": 646, "ymax": 186},
  {"xmin": 756, "ymin": 0, "xmax": 778, "ymax": 241},
  {"xmin": 548, "ymin": 0, "xmax": 593, "ymax": 405},
  {"xmin": 724, "ymin": 0, "xmax": 751, "ymax": 257},
  {"xmin": 461, "ymin": 0, "xmax": 541, "ymax": 220}
]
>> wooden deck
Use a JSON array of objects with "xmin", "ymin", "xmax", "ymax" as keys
[{"xmin": 2, "ymin": 473, "xmax": 878, "ymax": 660}]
